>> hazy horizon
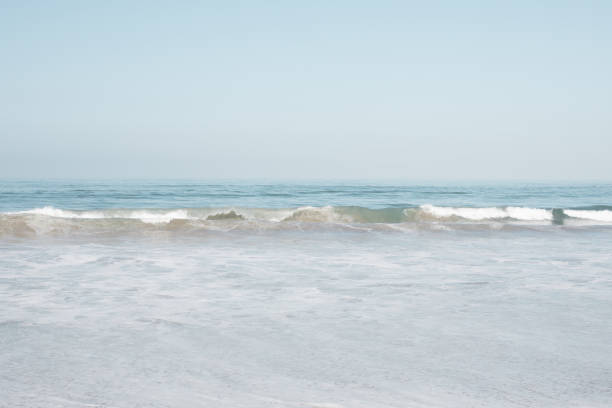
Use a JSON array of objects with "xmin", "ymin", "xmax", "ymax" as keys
[
  {"xmin": 2, "ymin": 177, "xmax": 612, "ymax": 184},
  {"xmin": 2, "ymin": 1, "xmax": 611, "ymax": 180}
]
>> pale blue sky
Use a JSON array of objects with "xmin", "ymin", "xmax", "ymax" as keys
[{"xmin": 1, "ymin": 1, "xmax": 610, "ymax": 180}]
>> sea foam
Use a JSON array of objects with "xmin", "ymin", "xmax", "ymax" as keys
[
  {"xmin": 15, "ymin": 206, "xmax": 192, "ymax": 224},
  {"xmin": 564, "ymin": 209, "xmax": 612, "ymax": 222},
  {"xmin": 419, "ymin": 205, "xmax": 553, "ymax": 221}
]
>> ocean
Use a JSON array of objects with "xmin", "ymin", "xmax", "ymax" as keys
[{"xmin": 1, "ymin": 180, "xmax": 612, "ymax": 407}]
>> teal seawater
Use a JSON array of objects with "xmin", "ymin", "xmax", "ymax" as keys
[{"xmin": 2, "ymin": 180, "xmax": 612, "ymax": 211}]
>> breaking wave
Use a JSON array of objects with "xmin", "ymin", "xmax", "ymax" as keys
[
  {"xmin": 2, "ymin": 205, "xmax": 612, "ymax": 238},
  {"xmin": 418, "ymin": 205, "xmax": 553, "ymax": 221},
  {"xmin": 563, "ymin": 209, "xmax": 612, "ymax": 222}
]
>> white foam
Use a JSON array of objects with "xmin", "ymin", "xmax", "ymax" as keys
[
  {"xmin": 124, "ymin": 210, "xmax": 191, "ymax": 224},
  {"xmin": 419, "ymin": 205, "xmax": 552, "ymax": 221},
  {"xmin": 15, "ymin": 206, "xmax": 191, "ymax": 224},
  {"xmin": 564, "ymin": 209, "xmax": 612, "ymax": 222},
  {"xmin": 16, "ymin": 206, "xmax": 105, "ymax": 219},
  {"xmin": 505, "ymin": 206, "xmax": 553, "ymax": 221}
]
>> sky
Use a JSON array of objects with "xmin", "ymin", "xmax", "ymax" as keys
[{"xmin": 1, "ymin": 1, "xmax": 610, "ymax": 180}]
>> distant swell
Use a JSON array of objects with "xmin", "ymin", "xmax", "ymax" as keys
[{"xmin": 2, "ymin": 205, "xmax": 612, "ymax": 238}]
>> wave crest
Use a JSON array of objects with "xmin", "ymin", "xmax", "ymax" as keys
[
  {"xmin": 418, "ymin": 205, "xmax": 553, "ymax": 221},
  {"xmin": 3, "ymin": 205, "xmax": 612, "ymax": 238},
  {"xmin": 564, "ymin": 209, "xmax": 612, "ymax": 222}
]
